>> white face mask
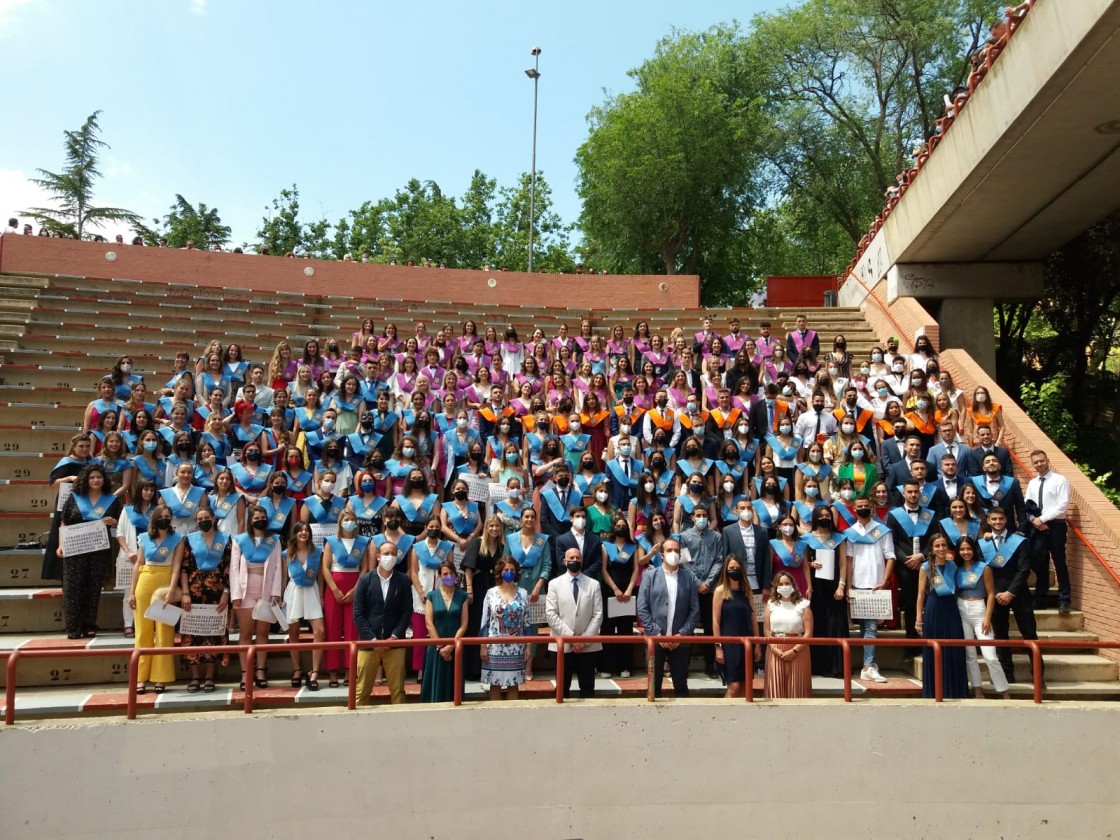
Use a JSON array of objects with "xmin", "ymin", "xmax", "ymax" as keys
[
  {"xmin": 723, "ymin": 480, "xmax": 735, "ymax": 493},
  {"xmin": 841, "ymin": 424, "xmax": 855, "ymax": 435},
  {"xmin": 508, "ymin": 488, "xmax": 521, "ymax": 499},
  {"xmin": 777, "ymin": 584, "xmax": 795, "ymax": 598},
  {"xmin": 809, "ymin": 452, "xmax": 821, "ymax": 463},
  {"xmin": 643, "ymin": 482, "xmax": 655, "ymax": 494},
  {"xmin": 379, "ymin": 554, "xmax": 396, "ymax": 571},
  {"xmin": 455, "ymin": 417, "xmax": 468, "ymax": 429},
  {"xmin": 662, "ymin": 551, "xmax": 680, "ymax": 567},
  {"xmin": 620, "ymin": 424, "xmax": 631, "ymax": 435},
  {"xmin": 693, "ymin": 517, "xmax": 708, "ymax": 530},
  {"xmin": 737, "ymin": 423, "xmax": 749, "ymax": 435},
  {"xmin": 570, "ymin": 421, "xmax": 581, "ymax": 432},
  {"xmin": 779, "ymin": 424, "xmax": 792, "ymax": 435},
  {"xmin": 320, "ymin": 480, "xmax": 334, "ymax": 493},
  {"xmin": 780, "ymin": 525, "xmax": 795, "ymax": 537},
  {"xmin": 851, "ymin": 449, "xmax": 865, "ymax": 460},
  {"xmin": 738, "ymin": 509, "xmax": 752, "ymax": 524},
  {"xmin": 840, "ymin": 489, "xmax": 855, "ymax": 501},
  {"xmin": 595, "ymin": 491, "xmax": 608, "ymax": 503},
  {"xmin": 571, "ymin": 517, "xmax": 586, "ymax": 532}
]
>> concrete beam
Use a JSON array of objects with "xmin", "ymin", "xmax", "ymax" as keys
[{"xmin": 887, "ymin": 262, "xmax": 1043, "ymax": 304}]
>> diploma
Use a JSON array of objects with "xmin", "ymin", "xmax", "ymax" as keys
[
  {"xmin": 463, "ymin": 473, "xmax": 491, "ymax": 504},
  {"xmin": 143, "ymin": 599, "xmax": 183, "ymax": 627},
  {"xmin": 607, "ymin": 596, "xmax": 637, "ymax": 619},
  {"xmin": 59, "ymin": 520, "xmax": 110, "ymax": 557},
  {"xmin": 815, "ymin": 548, "xmax": 836, "ymax": 582},
  {"xmin": 179, "ymin": 604, "xmax": 228, "ymax": 637},
  {"xmin": 56, "ymin": 482, "xmax": 73, "ymax": 513},
  {"xmin": 309, "ymin": 523, "xmax": 332, "ymax": 549},
  {"xmin": 849, "ymin": 589, "xmax": 893, "ymax": 621},
  {"xmin": 252, "ymin": 599, "xmax": 289, "ymax": 630},
  {"xmin": 526, "ymin": 597, "xmax": 547, "ymax": 625}
]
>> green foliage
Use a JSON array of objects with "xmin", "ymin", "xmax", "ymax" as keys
[
  {"xmin": 22, "ymin": 110, "xmax": 141, "ymax": 239},
  {"xmin": 136, "ymin": 195, "xmax": 231, "ymax": 249},
  {"xmin": 256, "ymin": 185, "xmax": 306, "ymax": 255},
  {"xmin": 1019, "ymin": 376, "xmax": 1077, "ymax": 453}
]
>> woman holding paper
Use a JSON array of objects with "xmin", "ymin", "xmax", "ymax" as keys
[
  {"xmin": 116, "ymin": 479, "xmax": 158, "ymax": 639},
  {"xmin": 915, "ymin": 533, "xmax": 968, "ymax": 699},
  {"xmin": 803, "ymin": 510, "xmax": 849, "ymax": 678},
  {"xmin": 57, "ymin": 463, "xmax": 122, "ymax": 639},
  {"xmin": 179, "ymin": 506, "xmax": 231, "ymax": 693},
  {"xmin": 230, "ymin": 504, "xmax": 284, "ymax": 690},
  {"xmin": 127, "ymin": 503, "xmax": 185, "ymax": 692},
  {"xmin": 42, "ymin": 433, "xmax": 95, "ymax": 583},
  {"xmin": 599, "ymin": 516, "xmax": 638, "ymax": 679}
]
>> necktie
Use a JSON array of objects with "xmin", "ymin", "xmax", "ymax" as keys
[
  {"xmin": 572, "ymin": 577, "xmax": 580, "ymax": 604},
  {"xmin": 994, "ymin": 534, "xmax": 1003, "ymax": 550},
  {"xmin": 622, "ymin": 459, "xmax": 630, "ymax": 478},
  {"xmin": 814, "ymin": 411, "xmax": 822, "ymax": 440},
  {"xmin": 1036, "ymin": 476, "xmax": 1046, "ymax": 508},
  {"xmin": 561, "ymin": 489, "xmax": 569, "ymax": 509},
  {"xmin": 947, "ymin": 444, "xmax": 954, "ymax": 458}
]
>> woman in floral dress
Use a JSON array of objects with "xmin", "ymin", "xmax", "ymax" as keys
[{"xmin": 479, "ymin": 556, "xmax": 531, "ymax": 700}]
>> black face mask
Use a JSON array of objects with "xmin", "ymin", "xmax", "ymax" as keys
[
  {"xmin": 325, "ymin": 448, "xmax": 339, "ymax": 458},
  {"xmin": 469, "ymin": 451, "xmax": 483, "ymax": 462},
  {"xmin": 856, "ymin": 508, "xmax": 872, "ymax": 520},
  {"xmin": 453, "ymin": 489, "xmax": 468, "ymax": 501},
  {"xmin": 252, "ymin": 518, "xmax": 268, "ymax": 530},
  {"xmin": 177, "ymin": 444, "xmax": 191, "ymax": 453},
  {"xmin": 426, "ymin": 529, "xmax": 441, "ymax": 539},
  {"xmin": 689, "ymin": 483, "xmax": 704, "ymax": 494},
  {"xmin": 613, "ymin": 528, "xmax": 629, "ymax": 539},
  {"xmin": 565, "ymin": 560, "xmax": 583, "ymax": 574},
  {"xmin": 198, "ymin": 520, "xmax": 214, "ymax": 533},
  {"xmin": 370, "ymin": 459, "xmax": 385, "ymax": 470},
  {"xmin": 273, "ymin": 485, "xmax": 287, "ymax": 495},
  {"xmin": 556, "ymin": 475, "xmax": 571, "ymax": 488},
  {"xmin": 385, "ymin": 518, "xmax": 401, "ymax": 530},
  {"xmin": 651, "ymin": 458, "xmax": 665, "ymax": 469},
  {"xmin": 581, "ymin": 460, "xmax": 594, "ymax": 470},
  {"xmin": 154, "ymin": 518, "xmax": 172, "ymax": 531},
  {"xmin": 408, "ymin": 477, "xmax": 426, "ymax": 490},
  {"xmin": 726, "ymin": 568, "xmax": 742, "ymax": 581},
  {"xmin": 814, "ymin": 519, "xmax": 832, "ymax": 530}
]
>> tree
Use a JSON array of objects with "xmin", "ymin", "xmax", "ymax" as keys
[
  {"xmin": 576, "ymin": 25, "xmax": 766, "ymax": 301},
  {"xmin": 493, "ymin": 171, "xmax": 574, "ymax": 272},
  {"xmin": 136, "ymin": 195, "xmax": 231, "ymax": 249},
  {"xmin": 257, "ymin": 185, "xmax": 306, "ymax": 255},
  {"xmin": 22, "ymin": 110, "xmax": 141, "ymax": 239}
]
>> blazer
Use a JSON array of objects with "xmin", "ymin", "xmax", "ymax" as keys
[
  {"xmin": 718, "ymin": 522, "xmax": 772, "ymax": 593},
  {"xmin": 748, "ymin": 399, "xmax": 789, "ymax": 443},
  {"xmin": 545, "ymin": 573, "xmax": 604, "ymax": 653},
  {"xmin": 886, "ymin": 458, "xmax": 924, "ymax": 490},
  {"xmin": 878, "ymin": 437, "xmax": 907, "ymax": 473},
  {"xmin": 888, "ymin": 484, "xmax": 950, "ymax": 520},
  {"xmin": 927, "ymin": 441, "xmax": 978, "ymax": 479},
  {"xmin": 554, "ymin": 530, "xmax": 604, "ymax": 581},
  {"xmin": 637, "ymin": 565, "xmax": 700, "ymax": 637},
  {"xmin": 985, "ymin": 533, "xmax": 1032, "ymax": 597},
  {"xmin": 352, "ymin": 569, "xmax": 412, "ymax": 641},
  {"xmin": 229, "ymin": 535, "xmax": 283, "ymax": 602},
  {"xmin": 971, "ymin": 445, "xmax": 1014, "ymax": 477},
  {"xmin": 972, "ymin": 475, "xmax": 1027, "ymax": 532}
]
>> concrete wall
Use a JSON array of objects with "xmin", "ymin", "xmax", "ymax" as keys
[
  {"xmin": 3, "ymin": 702, "xmax": 1119, "ymax": 839},
  {"xmin": 855, "ymin": 277, "xmax": 941, "ymax": 351},
  {"xmin": 0, "ymin": 235, "xmax": 701, "ymax": 309}
]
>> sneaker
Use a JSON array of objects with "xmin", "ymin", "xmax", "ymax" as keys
[
  {"xmin": 620, "ymin": 670, "xmax": 631, "ymax": 679},
  {"xmin": 860, "ymin": 665, "xmax": 888, "ymax": 684}
]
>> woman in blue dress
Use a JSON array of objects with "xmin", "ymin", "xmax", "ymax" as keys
[
  {"xmin": 420, "ymin": 558, "xmax": 469, "ymax": 703},
  {"xmin": 915, "ymin": 532, "xmax": 968, "ymax": 699}
]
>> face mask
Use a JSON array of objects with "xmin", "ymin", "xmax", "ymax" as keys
[
  {"xmin": 723, "ymin": 480, "xmax": 735, "ymax": 493},
  {"xmin": 841, "ymin": 489, "xmax": 856, "ymax": 501},
  {"xmin": 694, "ymin": 517, "xmax": 708, "ymax": 530},
  {"xmin": 871, "ymin": 352, "xmax": 883, "ymax": 362},
  {"xmin": 143, "ymin": 440, "xmax": 158, "ymax": 453},
  {"xmin": 893, "ymin": 363, "xmax": 905, "ymax": 373},
  {"xmin": 595, "ymin": 491, "xmax": 608, "ymax": 503},
  {"xmin": 402, "ymin": 446, "xmax": 416, "ymax": 458},
  {"xmin": 689, "ymin": 483, "xmax": 703, "ymax": 494},
  {"xmin": 507, "ymin": 488, "xmax": 521, "ymax": 500},
  {"xmin": 360, "ymin": 481, "xmax": 376, "ymax": 494},
  {"xmin": 765, "ymin": 398, "xmax": 775, "ymax": 407},
  {"xmin": 613, "ymin": 527, "xmax": 629, "ymax": 539},
  {"xmin": 155, "ymin": 517, "xmax": 172, "ymax": 530},
  {"xmin": 619, "ymin": 444, "xmax": 632, "ymax": 457},
  {"xmin": 781, "ymin": 386, "xmax": 793, "ymax": 396},
  {"xmin": 570, "ymin": 421, "xmax": 581, "ymax": 431},
  {"xmin": 252, "ymin": 518, "xmax": 268, "ymax": 531},
  {"xmin": 556, "ymin": 476, "xmax": 571, "ymax": 489},
  {"xmin": 779, "ymin": 424, "xmax": 792, "ymax": 434},
  {"xmin": 565, "ymin": 559, "xmax": 582, "ymax": 574},
  {"xmin": 453, "ymin": 489, "xmax": 468, "ymax": 501},
  {"xmin": 828, "ymin": 367, "xmax": 839, "ymax": 377},
  {"xmin": 686, "ymin": 401, "xmax": 697, "ymax": 413},
  {"xmin": 738, "ymin": 510, "xmax": 753, "ymax": 523},
  {"xmin": 441, "ymin": 574, "xmax": 457, "ymax": 587},
  {"xmin": 120, "ymin": 363, "xmax": 132, "ymax": 374},
  {"xmin": 851, "ymin": 449, "xmax": 864, "ymax": 460},
  {"xmin": 323, "ymin": 418, "xmax": 335, "ymax": 430},
  {"xmin": 176, "ymin": 442, "xmax": 191, "ymax": 454},
  {"xmin": 498, "ymin": 424, "xmax": 510, "ymax": 434},
  {"xmin": 686, "ymin": 446, "xmax": 700, "ymax": 457},
  {"xmin": 385, "ymin": 517, "xmax": 401, "ymax": 530},
  {"xmin": 360, "ymin": 417, "xmax": 373, "ymax": 429},
  {"xmin": 341, "ymin": 520, "xmax": 358, "ymax": 533},
  {"xmin": 859, "ymin": 366, "xmax": 870, "ymax": 376},
  {"xmin": 780, "ymin": 525, "xmax": 795, "ymax": 537},
  {"xmin": 643, "ymin": 482, "xmax": 655, "ymax": 494},
  {"xmin": 777, "ymin": 584, "xmax": 795, "ymax": 598},
  {"xmin": 809, "ymin": 452, "xmax": 822, "ymax": 464},
  {"xmin": 806, "ymin": 486, "xmax": 819, "ymax": 498},
  {"xmin": 662, "ymin": 551, "xmax": 680, "ymax": 567},
  {"xmin": 273, "ymin": 483, "xmax": 288, "ymax": 495},
  {"xmin": 737, "ymin": 423, "xmax": 749, "ymax": 435},
  {"xmin": 379, "ymin": 555, "xmax": 397, "ymax": 571},
  {"xmin": 455, "ymin": 418, "xmax": 468, "ymax": 430},
  {"xmin": 916, "ymin": 399, "xmax": 929, "ymax": 410},
  {"xmin": 501, "ymin": 570, "xmax": 517, "ymax": 583},
  {"xmin": 726, "ymin": 568, "xmax": 742, "ymax": 581},
  {"xmin": 656, "ymin": 398, "xmax": 668, "ymax": 408},
  {"xmin": 856, "ymin": 507, "xmax": 872, "ymax": 519},
  {"xmin": 764, "ymin": 485, "xmax": 778, "ymax": 497},
  {"xmin": 877, "ymin": 387, "xmax": 889, "ymax": 397},
  {"xmin": 841, "ymin": 423, "xmax": 855, "ymax": 435},
  {"xmin": 619, "ymin": 423, "xmax": 631, "ymax": 435}
]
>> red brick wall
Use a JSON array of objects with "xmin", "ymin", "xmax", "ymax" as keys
[{"xmin": 0, "ymin": 236, "xmax": 700, "ymax": 309}]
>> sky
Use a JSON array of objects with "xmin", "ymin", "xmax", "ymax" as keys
[{"xmin": 0, "ymin": 0, "xmax": 787, "ymax": 246}]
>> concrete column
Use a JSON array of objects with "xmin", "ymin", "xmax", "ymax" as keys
[{"xmin": 937, "ymin": 297, "xmax": 996, "ymax": 376}]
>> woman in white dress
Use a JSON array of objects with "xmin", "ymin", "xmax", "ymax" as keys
[{"xmin": 283, "ymin": 521, "xmax": 325, "ymax": 691}]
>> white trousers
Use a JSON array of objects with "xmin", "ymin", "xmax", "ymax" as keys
[{"xmin": 957, "ymin": 597, "xmax": 1009, "ymax": 692}]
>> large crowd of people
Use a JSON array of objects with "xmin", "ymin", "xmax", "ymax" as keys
[{"xmin": 40, "ymin": 308, "xmax": 1071, "ymax": 702}]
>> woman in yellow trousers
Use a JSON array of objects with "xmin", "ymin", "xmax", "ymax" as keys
[{"xmin": 128, "ymin": 503, "xmax": 186, "ymax": 693}]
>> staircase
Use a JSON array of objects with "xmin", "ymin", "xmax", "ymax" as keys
[{"xmin": 0, "ymin": 270, "xmax": 1116, "ymax": 714}]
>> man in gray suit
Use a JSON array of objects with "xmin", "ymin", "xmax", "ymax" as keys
[
  {"xmin": 637, "ymin": 538, "xmax": 700, "ymax": 698},
  {"xmin": 546, "ymin": 546, "xmax": 605, "ymax": 698},
  {"xmin": 719, "ymin": 499, "xmax": 773, "ymax": 614},
  {"xmin": 680, "ymin": 512, "xmax": 723, "ymax": 678}
]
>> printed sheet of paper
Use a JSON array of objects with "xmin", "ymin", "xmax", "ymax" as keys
[
  {"xmin": 143, "ymin": 600, "xmax": 183, "ymax": 627},
  {"xmin": 463, "ymin": 473, "xmax": 491, "ymax": 504},
  {"xmin": 849, "ymin": 589, "xmax": 893, "ymax": 621},
  {"xmin": 526, "ymin": 597, "xmax": 547, "ymax": 625},
  {"xmin": 487, "ymin": 483, "xmax": 510, "ymax": 502},
  {"xmin": 309, "ymin": 523, "xmax": 332, "ymax": 549},
  {"xmin": 56, "ymin": 482, "xmax": 73, "ymax": 513},
  {"xmin": 179, "ymin": 604, "xmax": 228, "ymax": 637},
  {"xmin": 59, "ymin": 520, "xmax": 110, "ymax": 557},
  {"xmin": 114, "ymin": 555, "xmax": 134, "ymax": 590}
]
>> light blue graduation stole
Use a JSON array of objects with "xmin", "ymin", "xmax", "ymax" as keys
[
  {"xmin": 505, "ymin": 532, "xmax": 548, "ymax": 569},
  {"xmin": 73, "ymin": 493, "xmax": 110, "ymax": 521},
  {"xmin": 188, "ymin": 531, "xmax": 229, "ymax": 571},
  {"xmin": 540, "ymin": 487, "xmax": 572, "ymax": 523},
  {"xmin": 971, "ymin": 474, "xmax": 1016, "ymax": 504},
  {"xmin": 833, "ymin": 501, "xmax": 857, "ymax": 527},
  {"xmin": 605, "ymin": 458, "xmax": 638, "ymax": 490},
  {"xmin": 232, "ymin": 423, "xmax": 264, "ymax": 443},
  {"xmin": 803, "ymin": 532, "xmax": 845, "ymax": 552},
  {"xmin": 889, "ymin": 507, "xmax": 936, "ymax": 541},
  {"xmin": 286, "ymin": 546, "xmax": 322, "ymax": 587},
  {"xmin": 721, "ymin": 494, "xmax": 748, "ymax": 522},
  {"xmin": 575, "ymin": 472, "xmax": 608, "ymax": 497},
  {"xmin": 561, "ymin": 433, "xmax": 590, "ymax": 454},
  {"xmin": 373, "ymin": 533, "xmax": 416, "ymax": 567},
  {"xmin": 496, "ymin": 499, "xmax": 531, "ymax": 520},
  {"xmin": 979, "ymin": 533, "xmax": 1026, "ymax": 570},
  {"xmin": 735, "ymin": 438, "xmax": 758, "ymax": 462},
  {"xmin": 925, "ymin": 560, "xmax": 958, "ymax": 596},
  {"xmin": 796, "ymin": 462, "xmax": 832, "ymax": 481},
  {"xmin": 955, "ymin": 559, "xmax": 989, "ymax": 590},
  {"xmin": 677, "ymin": 458, "xmax": 713, "ymax": 480},
  {"xmin": 352, "ymin": 495, "xmax": 388, "ymax": 521},
  {"xmin": 414, "ymin": 538, "xmax": 453, "ymax": 570},
  {"xmin": 297, "ymin": 407, "xmax": 323, "ymax": 432},
  {"xmin": 208, "ymin": 492, "xmax": 243, "ymax": 521},
  {"xmin": 325, "ymin": 535, "xmax": 370, "ymax": 569},
  {"xmin": 655, "ymin": 471, "xmax": 675, "ymax": 497},
  {"xmin": 842, "ymin": 523, "xmax": 890, "ymax": 545},
  {"xmin": 753, "ymin": 476, "xmax": 788, "ymax": 497},
  {"xmin": 395, "ymin": 493, "xmax": 438, "ymax": 525},
  {"xmin": 234, "ymin": 532, "xmax": 277, "ymax": 564},
  {"xmin": 159, "ymin": 485, "xmax": 205, "ymax": 519},
  {"xmin": 636, "ymin": 533, "xmax": 663, "ymax": 568},
  {"xmin": 230, "ymin": 462, "xmax": 272, "ymax": 492},
  {"xmin": 794, "ymin": 499, "xmax": 827, "ymax": 523},
  {"xmin": 139, "ymin": 532, "xmax": 184, "ymax": 566},
  {"xmin": 752, "ymin": 499, "xmax": 781, "ymax": 529},
  {"xmin": 716, "ymin": 460, "xmax": 745, "ymax": 481},
  {"xmin": 939, "ymin": 517, "xmax": 980, "ymax": 544},
  {"xmin": 132, "ymin": 455, "xmax": 168, "ymax": 486},
  {"xmin": 259, "ymin": 495, "xmax": 296, "ymax": 531},
  {"xmin": 347, "ymin": 431, "xmax": 381, "ymax": 459},
  {"xmin": 765, "ymin": 434, "xmax": 802, "ymax": 461},
  {"xmin": 894, "ymin": 483, "xmax": 937, "ymax": 509},
  {"xmin": 385, "ymin": 460, "xmax": 414, "ymax": 479},
  {"xmin": 604, "ymin": 541, "xmax": 636, "ymax": 565},
  {"xmin": 304, "ymin": 494, "xmax": 347, "ymax": 523},
  {"xmin": 443, "ymin": 501, "xmax": 479, "ymax": 536},
  {"xmin": 769, "ymin": 537, "xmax": 805, "ymax": 568},
  {"xmin": 123, "ymin": 504, "xmax": 152, "ymax": 532}
]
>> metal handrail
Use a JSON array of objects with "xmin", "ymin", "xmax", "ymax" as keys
[{"xmin": 5, "ymin": 633, "xmax": 1116, "ymax": 724}]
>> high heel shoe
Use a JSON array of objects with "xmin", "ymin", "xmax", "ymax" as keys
[
  {"xmin": 290, "ymin": 669, "xmax": 303, "ymax": 688},
  {"xmin": 255, "ymin": 668, "xmax": 268, "ymax": 689},
  {"xmin": 306, "ymin": 671, "xmax": 320, "ymax": 691},
  {"xmin": 239, "ymin": 671, "xmax": 246, "ymax": 691}
]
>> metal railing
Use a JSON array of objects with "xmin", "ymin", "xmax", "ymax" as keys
[{"xmin": 5, "ymin": 633, "xmax": 1117, "ymax": 724}]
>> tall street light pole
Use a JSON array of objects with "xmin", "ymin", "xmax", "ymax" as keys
[{"xmin": 525, "ymin": 46, "xmax": 541, "ymax": 273}]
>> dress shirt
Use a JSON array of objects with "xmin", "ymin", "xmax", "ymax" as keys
[
  {"xmin": 738, "ymin": 523, "xmax": 759, "ymax": 589},
  {"xmin": 664, "ymin": 568, "xmax": 679, "ymax": 634},
  {"xmin": 941, "ymin": 477, "xmax": 958, "ymax": 499},
  {"xmin": 378, "ymin": 570, "xmax": 392, "ymax": 601},
  {"xmin": 572, "ymin": 530, "xmax": 585, "ymax": 552},
  {"xmin": 1026, "ymin": 470, "xmax": 1070, "ymax": 523},
  {"xmin": 846, "ymin": 520, "xmax": 895, "ymax": 590}
]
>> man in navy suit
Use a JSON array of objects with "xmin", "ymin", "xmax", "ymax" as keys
[
  {"xmin": 352, "ymin": 541, "xmax": 413, "ymax": 705},
  {"xmin": 637, "ymin": 538, "xmax": 700, "ymax": 698},
  {"xmin": 719, "ymin": 499, "xmax": 772, "ymax": 609},
  {"xmin": 972, "ymin": 452, "xmax": 1026, "ymax": 531},
  {"xmin": 886, "ymin": 436, "xmax": 925, "ymax": 489},
  {"xmin": 930, "ymin": 453, "xmax": 964, "ymax": 502},
  {"xmin": 604, "ymin": 434, "xmax": 640, "ymax": 510},
  {"xmin": 554, "ymin": 506, "xmax": 606, "ymax": 583},
  {"xmin": 926, "ymin": 421, "xmax": 977, "ymax": 479},
  {"xmin": 878, "ymin": 419, "xmax": 911, "ymax": 476},
  {"xmin": 971, "ymin": 423, "xmax": 1013, "ymax": 477}
]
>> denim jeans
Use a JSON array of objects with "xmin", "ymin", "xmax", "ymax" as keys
[{"xmin": 859, "ymin": 619, "xmax": 877, "ymax": 667}]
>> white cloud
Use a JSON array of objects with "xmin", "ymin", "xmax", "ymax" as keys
[
  {"xmin": 0, "ymin": 0, "xmax": 35, "ymax": 36},
  {"xmin": 190, "ymin": 0, "xmax": 206, "ymax": 16}
]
